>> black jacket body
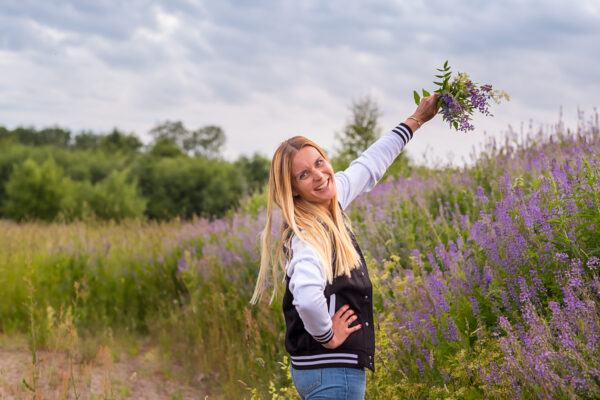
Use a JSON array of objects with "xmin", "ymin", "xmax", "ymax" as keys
[{"xmin": 282, "ymin": 228, "xmax": 375, "ymax": 371}]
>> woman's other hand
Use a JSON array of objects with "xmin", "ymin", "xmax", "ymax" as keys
[
  {"xmin": 322, "ymin": 304, "xmax": 362, "ymax": 349},
  {"xmin": 404, "ymin": 93, "xmax": 440, "ymax": 133}
]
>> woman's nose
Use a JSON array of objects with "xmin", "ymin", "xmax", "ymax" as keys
[{"xmin": 313, "ymin": 170, "xmax": 325, "ymax": 181}]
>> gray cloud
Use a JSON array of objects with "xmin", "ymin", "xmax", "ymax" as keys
[{"xmin": 0, "ymin": 0, "xmax": 598, "ymax": 163}]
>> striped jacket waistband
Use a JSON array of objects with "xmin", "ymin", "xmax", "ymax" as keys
[{"xmin": 290, "ymin": 353, "xmax": 359, "ymax": 367}]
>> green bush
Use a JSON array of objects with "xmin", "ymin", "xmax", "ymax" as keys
[
  {"xmin": 3, "ymin": 158, "xmax": 71, "ymax": 221},
  {"xmin": 135, "ymin": 156, "xmax": 245, "ymax": 219},
  {"xmin": 89, "ymin": 169, "xmax": 146, "ymax": 220}
]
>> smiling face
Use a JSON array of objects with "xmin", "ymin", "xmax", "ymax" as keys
[{"xmin": 290, "ymin": 145, "xmax": 336, "ymax": 208}]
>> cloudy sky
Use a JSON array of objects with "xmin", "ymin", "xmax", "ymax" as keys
[{"xmin": 1, "ymin": 0, "xmax": 599, "ymax": 165}]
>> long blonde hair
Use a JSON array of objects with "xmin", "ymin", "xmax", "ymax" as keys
[{"xmin": 250, "ymin": 136, "xmax": 362, "ymax": 304}]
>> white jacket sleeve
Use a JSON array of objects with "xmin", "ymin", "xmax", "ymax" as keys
[
  {"xmin": 335, "ymin": 123, "xmax": 413, "ymax": 210},
  {"xmin": 286, "ymin": 235, "xmax": 334, "ymax": 343}
]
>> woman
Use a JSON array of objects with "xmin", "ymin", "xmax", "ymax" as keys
[{"xmin": 251, "ymin": 94, "xmax": 439, "ymax": 399}]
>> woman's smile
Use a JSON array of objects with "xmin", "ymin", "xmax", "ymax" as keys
[{"xmin": 314, "ymin": 178, "xmax": 329, "ymax": 191}]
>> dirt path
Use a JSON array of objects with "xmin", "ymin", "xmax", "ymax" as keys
[{"xmin": 0, "ymin": 344, "xmax": 208, "ymax": 399}]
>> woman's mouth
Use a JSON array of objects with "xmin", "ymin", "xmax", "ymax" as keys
[{"xmin": 314, "ymin": 179, "xmax": 329, "ymax": 191}]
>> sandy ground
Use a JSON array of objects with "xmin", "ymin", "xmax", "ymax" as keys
[{"xmin": 0, "ymin": 344, "xmax": 208, "ymax": 399}]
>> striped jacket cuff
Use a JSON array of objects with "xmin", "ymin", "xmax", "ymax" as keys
[
  {"xmin": 312, "ymin": 328, "xmax": 334, "ymax": 344},
  {"xmin": 391, "ymin": 123, "xmax": 413, "ymax": 146}
]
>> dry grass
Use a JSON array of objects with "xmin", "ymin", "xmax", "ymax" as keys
[{"xmin": 0, "ymin": 335, "xmax": 208, "ymax": 399}]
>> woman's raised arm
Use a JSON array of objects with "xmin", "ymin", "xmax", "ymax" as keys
[{"xmin": 335, "ymin": 94, "xmax": 439, "ymax": 209}]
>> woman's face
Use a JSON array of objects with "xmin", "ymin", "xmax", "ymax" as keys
[{"xmin": 290, "ymin": 146, "xmax": 335, "ymax": 207}]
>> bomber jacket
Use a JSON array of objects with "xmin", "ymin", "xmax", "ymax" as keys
[{"xmin": 282, "ymin": 122, "xmax": 414, "ymax": 371}]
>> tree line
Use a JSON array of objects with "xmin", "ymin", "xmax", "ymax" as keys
[
  {"xmin": 0, "ymin": 120, "xmax": 270, "ymax": 221},
  {"xmin": 0, "ymin": 96, "xmax": 412, "ymax": 222}
]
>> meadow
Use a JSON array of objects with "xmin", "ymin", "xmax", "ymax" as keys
[{"xmin": 1, "ymin": 112, "xmax": 599, "ymax": 399}]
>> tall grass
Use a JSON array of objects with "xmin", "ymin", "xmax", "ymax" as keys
[{"xmin": 1, "ymin": 111, "xmax": 598, "ymax": 398}]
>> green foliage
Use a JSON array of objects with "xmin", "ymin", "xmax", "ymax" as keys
[
  {"xmin": 99, "ymin": 128, "xmax": 143, "ymax": 154},
  {"xmin": 72, "ymin": 131, "xmax": 103, "ymax": 151},
  {"xmin": 0, "ymin": 123, "xmax": 256, "ymax": 221},
  {"xmin": 0, "ymin": 125, "xmax": 71, "ymax": 147},
  {"xmin": 3, "ymin": 158, "xmax": 71, "ymax": 221},
  {"xmin": 0, "ymin": 142, "xmax": 144, "ymax": 220},
  {"xmin": 149, "ymin": 137, "xmax": 185, "ymax": 158},
  {"xmin": 414, "ymin": 61, "xmax": 450, "ymax": 106},
  {"xmin": 135, "ymin": 156, "xmax": 245, "ymax": 219},
  {"xmin": 0, "ymin": 143, "xmax": 37, "ymax": 200},
  {"xmin": 234, "ymin": 153, "xmax": 271, "ymax": 194},
  {"xmin": 60, "ymin": 179, "xmax": 93, "ymax": 219},
  {"xmin": 237, "ymin": 188, "xmax": 268, "ymax": 217},
  {"xmin": 88, "ymin": 169, "xmax": 146, "ymax": 220},
  {"xmin": 435, "ymin": 60, "xmax": 452, "ymax": 92}
]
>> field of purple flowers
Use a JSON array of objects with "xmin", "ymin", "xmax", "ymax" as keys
[
  {"xmin": 347, "ymin": 113, "xmax": 600, "ymax": 399},
  {"xmin": 0, "ymin": 112, "xmax": 598, "ymax": 399}
]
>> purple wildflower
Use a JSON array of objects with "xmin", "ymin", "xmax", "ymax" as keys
[
  {"xmin": 587, "ymin": 256, "xmax": 599, "ymax": 270},
  {"xmin": 470, "ymin": 296, "xmax": 481, "ymax": 317},
  {"xmin": 415, "ymin": 357, "xmax": 425, "ymax": 378}
]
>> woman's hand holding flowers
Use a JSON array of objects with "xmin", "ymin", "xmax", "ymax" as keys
[{"xmin": 405, "ymin": 93, "xmax": 440, "ymax": 132}]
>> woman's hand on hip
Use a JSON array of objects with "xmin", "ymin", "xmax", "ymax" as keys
[{"xmin": 322, "ymin": 304, "xmax": 362, "ymax": 349}]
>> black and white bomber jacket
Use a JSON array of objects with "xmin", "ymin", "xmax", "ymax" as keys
[{"xmin": 282, "ymin": 123, "xmax": 413, "ymax": 372}]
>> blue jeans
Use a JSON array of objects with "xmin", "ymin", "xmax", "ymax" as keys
[{"xmin": 290, "ymin": 366, "xmax": 366, "ymax": 400}]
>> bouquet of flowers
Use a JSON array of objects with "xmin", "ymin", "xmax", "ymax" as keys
[{"xmin": 414, "ymin": 61, "xmax": 509, "ymax": 132}]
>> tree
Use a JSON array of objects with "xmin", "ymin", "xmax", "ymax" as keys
[
  {"xmin": 100, "ymin": 129, "xmax": 143, "ymax": 153},
  {"xmin": 184, "ymin": 125, "xmax": 226, "ymax": 157},
  {"xmin": 135, "ymin": 156, "xmax": 244, "ymax": 219},
  {"xmin": 89, "ymin": 169, "xmax": 146, "ymax": 220},
  {"xmin": 149, "ymin": 137, "xmax": 184, "ymax": 158},
  {"xmin": 149, "ymin": 121, "xmax": 226, "ymax": 157},
  {"xmin": 234, "ymin": 153, "xmax": 270, "ymax": 194},
  {"xmin": 149, "ymin": 120, "xmax": 188, "ymax": 149},
  {"xmin": 0, "ymin": 125, "xmax": 71, "ymax": 147},
  {"xmin": 334, "ymin": 95, "xmax": 382, "ymax": 170},
  {"xmin": 0, "ymin": 126, "xmax": 12, "ymax": 144},
  {"xmin": 38, "ymin": 126, "xmax": 71, "ymax": 147},
  {"xmin": 2, "ymin": 158, "xmax": 69, "ymax": 221},
  {"xmin": 73, "ymin": 131, "xmax": 103, "ymax": 150}
]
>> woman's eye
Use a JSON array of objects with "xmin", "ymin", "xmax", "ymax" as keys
[
  {"xmin": 300, "ymin": 172, "xmax": 307, "ymax": 179},
  {"xmin": 316, "ymin": 159, "xmax": 322, "ymax": 166}
]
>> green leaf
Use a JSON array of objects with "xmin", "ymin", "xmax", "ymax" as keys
[
  {"xmin": 413, "ymin": 90, "xmax": 421, "ymax": 105},
  {"xmin": 433, "ymin": 81, "xmax": 443, "ymax": 86},
  {"xmin": 435, "ymin": 74, "xmax": 445, "ymax": 78},
  {"xmin": 22, "ymin": 378, "xmax": 34, "ymax": 392},
  {"xmin": 422, "ymin": 89, "xmax": 431, "ymax": 97},
  {"xmin": 444, "ymin": 60, "xmax": 448, "ymax": 69},
  {"xmin": 453, "ymin": 121, "xmax": 458, "ymax": 130},
  {"xmin": 445, "ymin": 72, "xmax": 451, "ymax": 78}
]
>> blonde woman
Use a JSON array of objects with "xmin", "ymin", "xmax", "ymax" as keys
[{"xmin": 252, "ymin": 94, "xmax": 439, "ymax": 399}]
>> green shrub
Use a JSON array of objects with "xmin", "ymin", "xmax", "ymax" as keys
[{"xmin": 3, "ymin": 158, "xmax": 70, "ymax": 221}]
